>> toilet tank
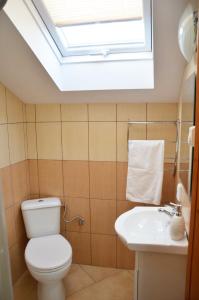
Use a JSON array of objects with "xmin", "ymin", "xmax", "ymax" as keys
[{"xmin": 21, "ymin": 198, "xmax": 61, "ymax": 239}]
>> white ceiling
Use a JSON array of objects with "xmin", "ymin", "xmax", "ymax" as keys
[{"xmin": 0, "ymin": 0, "xmax": 187, "ymax": 103}]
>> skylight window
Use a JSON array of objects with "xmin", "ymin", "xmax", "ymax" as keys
[{"xmin": 32, "ymin": 0, "xmax": 152, "ymax": 60}]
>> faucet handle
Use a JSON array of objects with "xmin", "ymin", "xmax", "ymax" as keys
[{"xmin": 169, "ymin": 202, "xmax": 182, "ymax": 216}]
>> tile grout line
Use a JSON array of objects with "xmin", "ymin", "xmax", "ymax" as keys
[
  {"xmin": 87, "ymin": 103, "xmax": 93, "ymax": 265},
  {"xmin": 34, "ymin": 104, "xmax": 41, "ymax": 198},
  {"xmin": 115, "ymin": 104, "xmax": 118, "ymax": 269}
]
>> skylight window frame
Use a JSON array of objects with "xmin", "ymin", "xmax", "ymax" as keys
[{"xmin": 30, "ymin": 0, "xmax": 152, "ymax": 62}]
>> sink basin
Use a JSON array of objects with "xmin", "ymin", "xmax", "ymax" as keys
[{"xmin": 115, "ymin": 206, "xmax": 188, "ymax": 255}]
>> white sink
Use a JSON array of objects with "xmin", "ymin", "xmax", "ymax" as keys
[{"xmin": 115, "ymin": 206, "xmax": 188, "ymax": 255}]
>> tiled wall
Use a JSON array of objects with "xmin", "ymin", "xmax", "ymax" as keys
[
  {"xmin": 0, "ymin": 83, "xmax": 29, "ymax": 284},
  {"xmin": 26, "ymin": 102, "xmax": 178, "ymax": 269},
  {"xmin": 0, "ymin": 80, "xmax": 178, "ymax": 281}
]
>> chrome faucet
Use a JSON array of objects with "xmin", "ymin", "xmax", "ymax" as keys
[{"xmin": 158, "ymin": 202, "xmax": 182, "ymax": 217}]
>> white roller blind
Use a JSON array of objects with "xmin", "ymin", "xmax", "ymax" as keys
[{"xmin": 41, "ymin": 0, "xmax": 143, "ymax": 27}]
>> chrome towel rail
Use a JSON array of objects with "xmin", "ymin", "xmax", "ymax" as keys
[{"xmin": 127, "ymin": 120, "xmax": 192, "ymax": 176}]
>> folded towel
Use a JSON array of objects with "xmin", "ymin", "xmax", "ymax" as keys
[{"xmin": 126, "ymin": 140, "xmax": 164, "ymax": 205}]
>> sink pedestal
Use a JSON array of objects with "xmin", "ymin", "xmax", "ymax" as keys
[{"xmin": 134, "ymin": 251, "xmax": 187, "ymax": 300}]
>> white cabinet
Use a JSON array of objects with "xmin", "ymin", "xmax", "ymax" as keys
[{"xmin": 134, "ymin": 251, "xmax": 187, "ymax": 300}]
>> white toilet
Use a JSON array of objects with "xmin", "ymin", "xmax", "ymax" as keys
[{"xmin": 21, "ymin": 197, "xmax": 72, "ymax": 300}]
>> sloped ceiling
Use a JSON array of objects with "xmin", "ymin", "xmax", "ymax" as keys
[{"xmin": 0, "ymin": 0, "xmax": 187, "ymax": 103}]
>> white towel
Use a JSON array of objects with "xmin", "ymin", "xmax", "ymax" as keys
[{"xmin": 126, "ymin": 140, "xmax": 164, "ymax": 205}]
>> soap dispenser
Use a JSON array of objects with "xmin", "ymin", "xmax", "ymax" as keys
[{"xmin": 169, "ymin": 203, "xmax": 185, "ymax": 241}]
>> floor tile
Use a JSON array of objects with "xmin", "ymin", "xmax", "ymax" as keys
[
  {"xmin": 64, "ymin": 264, "xmax": 94, "ymax": 297},
  {"xmin": 80, "ymin": 264, "xmax": 121, "ymax": 282},
  {"xmin": 66, "ymin": 271, "xmax": 133, "ymax": 300}
]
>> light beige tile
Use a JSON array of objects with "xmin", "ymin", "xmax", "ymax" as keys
[
  {"xmin": 181, "ymin": 124, "xmax": 189, "ymax": 142},
  {"xmin": 62, "ymin": 122, "xmax": 88, "ymax": 160},
  {"xmin": 89, "ymin": 104, "xmax": 116, "ymax": 121},
  {"xmin": 147, "ymin": 103, "xmax": 178, "ymax": 121},
  {"xmin": 8, "ymin": 124, "xmax": 26, "ymax": 164},
  {"xmin": 26, "ymin": 104, "xmax": 36, "ymax": 122},
  {"xmin": 26, "ymin": 123, "xmax": 37, "ymax": 159},
  {"xmin": 80, "ymin": 265, "xmax": 120, "ymax": 282},
  {"xmin": 181, "ymin": 103, "xmax": 194, "ymax": 122},
  {"xmin": 117, "ymin": 122, "xmax": 146, "ymax": 162},
  {"xmin": 66, "ymin": 270, "xmax": 133, "ymax": 300},
  {"xmin": 117, "ymin": 104, "xmax": 146, "ymax": 121},
  {"xmin": 36, "ymin": 104, "xmax": 61, "ymax": 122},
  {"xmin": 0, "ymin": 83, "xmax": 7, "ymax": 124},
  {"xmin": 61, "ymin": 104, "xmax": 88, "ymax": 121},
  {"xmin": 64, "ymin": 264, "xmax": 94, "ymax": 297},
  {"xmin": 165, "ymin": 142, "xmax": 176, "ymax": 162},
  {"xmin": 6, "ymin": 89, "xmax": 23, "ymax": 123},
  {"xmin": 147, "ymin": 124, "xmax": 176, "ymax": 141},
  {"xmin": 36, "ymin": 122, "xmax": 62, "ymax": 160},
  {"xmin": 0, "ymin": 125, "xmax": 10, "ymax": 168},
  {"xmin": 89, "ymin": 122, "xmax": 116, "ymax": 161}
]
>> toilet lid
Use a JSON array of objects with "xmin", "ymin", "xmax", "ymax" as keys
[{"xmin": 25, "ymin": 234, "xmax": 72, "ymax": 272}]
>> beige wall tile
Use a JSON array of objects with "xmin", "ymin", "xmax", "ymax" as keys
[
  {"xmin": 165, "ymin": 142, "xmax": 176, "ymax": 162},
  {"xmin": 90, "ymin": 162, "xmax": 116, "ymax": 200},
  {"xmin": 0, "ymin": 166, "xmax": 13, "ymax": 208},
  {"xmin": 89, "ymin": 122, "xmax": 116, "ymax": 161},
  {"xmin": 11, "ymin": 161, "xmax": 29, "ymax": 203},
  {"xmin": 117, "ymin": 122, "xmax": 146, "ymax": 162},
  {"xmin": 181, "ymin": 124, "xmax": 189, "ymax": 142},
  {"xmin": 63, "ymin": 161, "xmax": 89, "ymax": 198},
  {"xmin": 117, "ymin": 238, "xmax": 134, "ymax": 269},
  {"xmin": 26, "ymin": 123, "xmax": 37, "ymax": 159},
  {"xmin": 26, "ymin": 104, "xmax": 36, "ymax": 122},
  {"xmin": 162, "ymin": 166, "xmax": 176, "ymax": 204},
  {"xmin": 91, "ymin": 199, "xmax": 116, "ymax": 235},
  {"xmin": 147, "ymin": 103, "xmax": 178, "ymax": 121},
  {"xmin": 6, "ymin": 89, "xmax": 23, "ymax": 123},
  {"xmin": 91, "ymin": 234, "xmax": 116, "ymax": 268},
  {"xmin": 65, "ymin": 197, "xmax": 90, "ymax": 233},
  {"xmin": 181, "ymin": 103, "xmax": 194, "ymax": 122},
  {"xmin": 14, "ymin": 202, "xmax": 26, "ymax": 242},
  {"xmin": 28, "ymin": 160, "xmax": 39, "ymax": 196},
  {"xmin": 36, "ymin": 104, "xmax": 61, "ymax": 122},
  {"xmin": 61, "ymin": 104, "xmax": 88, "ymax": 121},
  {"xmin": 36, "ymin": 122, "xmax": 62, "ymax": 160},
  {"xmin": 9, "ymin": 237, "xmax": 27, "ymax": 284},
  {"xmin": 38, "ymin": 159, "xmax": 63, "ymax": 197},
  {"xmin": 147, "ymin": 124, "xmax": 176, "ymax": 141},
  {"xmin": 5, "ymin": 206, "xmax": 16, "ymax": 247},
  {"xmin": 66, "ymin": 232, "xmax": 91, "ymax": 265},
  {"xmin": 0, "ymin": 124, "xmax": 10, "ymax": 168},
  {"xmin": 62, "ymin": 122, "xmax": 88, "ymax": 160},
  {"xmin": 8, "ymin": 124, "xmax": 26, "ymax": 164},
  {"xmin": 0, "ymin": 83, "xmax": 7, "ymax": 124},
  {"xmin": 116, "ymin": 162, "xmax": 128, "ymax": 201},
  {"xmin": 116, "ymin": 201, "xmax": 138, "ymax": 217},
  {"xmin": 117, "ymin": 104, "xmax": 146, "ymax": 121},
  {"xmin": 89, "ymin": 104, "xmax": 116, "ymax": 121}
]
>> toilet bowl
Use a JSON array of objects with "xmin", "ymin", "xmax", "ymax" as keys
[{"xmin": 25, "ymin": 234, "xmax": 72, "ymax": 300}]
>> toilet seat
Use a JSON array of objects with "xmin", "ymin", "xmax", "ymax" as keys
[{"xmin": 25, "ymin": 234, "xmax": 72, "ymax": 273}]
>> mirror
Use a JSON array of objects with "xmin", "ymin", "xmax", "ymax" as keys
[{"xmin": 178, "ymin": 58, "xmax": 196, "ymax": 196}]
